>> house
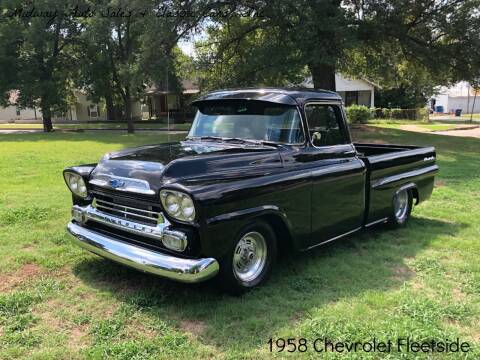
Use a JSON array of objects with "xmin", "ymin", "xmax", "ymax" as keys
[
  {"xmin": 432, "ymin": 81, "xmax": 480, "ymax": 114},
  {"xmin": 142, "ymin": 79, "xmax": 199, "ymax": 121},
  {"xmin": 63, "ymin": 91, "xmax": 108, "ymax": 121},
  {"xmin": 302, "ymin": 74, "xmax": 376, "ymax": 107},
  {"xmin": 0, "ymin": 91, "xmax": 39, "ymax": 123},
  {"xmin": 0, "ymin": 90, "xmax": 114, "ymax": 123},
  {"xmin": 0, "ymin": 89, "xmax": 146, "ymax": 123},
  {"xmin": 1, "ymin": 75, "xmax": 374, "ymax": 123}
]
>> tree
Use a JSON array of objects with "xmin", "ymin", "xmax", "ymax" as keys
[
  {"xmin": 79, "ymin": 0, "xmax": 152, "ymax": 133},
  {"xmin": 0, "ymin": 9, "xmax": 22, "ymax": 102},
  {"xmin": 76, "ymin": 19, "xmax": 120, "ymax": 121},
  {"xmin": 81, "ymin": 0, "xmax": 211, "ymax": 133},
  {"xmin": 0, "ymin": 0, "xmax": 83, "ymax": 132},
  {"xmin": 196, "ymin": 0, "xmax": 480, "ymax": 92},
  {"xmin": 195, "ymin": 18, "xmax": 309, "ymax": 90}
]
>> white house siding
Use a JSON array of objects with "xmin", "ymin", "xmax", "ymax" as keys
[
  {"xmin": 357, "ymin": 90, "xmax": 372, "ymax": 107},
  {"xmin": 303, "ymin": 74, "xmax": 375, "ymax": 107},
  {"xmin": 433, "ymin": 81, "xmax": 480, "ymax": 114},
  {"xmin": 438, "ymin": 96, "xmax": 480, "ymax": 114},
  {"xmin": 0, "ymin": 105, "xmax": 39, "ymax": 123},
  {"xmin": 71, "ymin": 92, "xmax": 107, "ymax": 121}
]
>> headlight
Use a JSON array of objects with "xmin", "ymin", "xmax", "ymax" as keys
[
  {"xmin": 160, "ymin": 190, "xmax": 196, "ymax": 222},
  {"xmin": 64, "ymin": 171, "xmax": 88, "ymax": 198}
]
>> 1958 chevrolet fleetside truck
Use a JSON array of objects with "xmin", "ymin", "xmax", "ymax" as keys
[{"xmin": 64, "ymin": 88, "xmax": 438, "ymax": 293}]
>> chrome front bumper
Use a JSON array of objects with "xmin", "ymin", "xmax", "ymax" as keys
[{"xmin": 67, "ymin": 222, "xmax": 219, "ymax": 283}]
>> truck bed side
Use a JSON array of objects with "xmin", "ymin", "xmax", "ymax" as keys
[{"xmin": 354, "ymin": 143, "xmax": 438, "ymax": 225}]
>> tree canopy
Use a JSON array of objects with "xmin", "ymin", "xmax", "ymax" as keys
[
  {"xmin": 0, "ymin": 0, "xmax": 479, "ymax": 131},
  {"xmin": 195, "ymin": 0, "xmax": 480, "ymax": 99}
]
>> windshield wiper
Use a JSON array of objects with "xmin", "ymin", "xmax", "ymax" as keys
[
  {"xmin": 187, "ymin": 136, "xmax": 281, "ymax": 148},
  {"xmin": 186, "ymin": 136, "xmax": 224, "ymax": 141},
  {"xmin": 221, "ymin": 138, "xmax": 282, "ymax": 148}
]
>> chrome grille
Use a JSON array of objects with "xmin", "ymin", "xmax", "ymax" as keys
[{"xmin": 92, "ymin": 197, "xmax": 162, "ymax": 226}]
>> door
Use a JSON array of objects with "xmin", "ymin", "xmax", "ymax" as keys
[{"xmin": 303, "ymin": 103, "xmax": 366, "ymax": 247}]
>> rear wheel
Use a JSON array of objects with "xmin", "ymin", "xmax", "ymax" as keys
[
  {"xmin": 218, "ymin": 221, "xmax": 277, "ymax": 294},
  {"xmin": 388, "ymin": 188, "xmax": 413, "ymax": 227}
]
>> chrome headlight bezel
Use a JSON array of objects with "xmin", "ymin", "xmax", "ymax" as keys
[
  {"xmin": 63, "ymin": 171, "xmax": 88, "ymax": 199},
  {"xmin": 160, "ymin": 189, "xmax": 196, "ymax": 223}
]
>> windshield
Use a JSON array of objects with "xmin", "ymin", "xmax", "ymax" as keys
[{"xmin": 188, "ymin": 100, "xmax": 305, "ymax": 144}]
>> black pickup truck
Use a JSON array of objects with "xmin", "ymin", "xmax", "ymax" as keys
[{"xmin": 64, "ymin": 88, "xmax": 438, "ymax": 293}]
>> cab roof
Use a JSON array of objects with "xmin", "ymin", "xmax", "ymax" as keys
[{"xmin": 191, "ymin": 88, "xmax": 342, "ymax": 107}]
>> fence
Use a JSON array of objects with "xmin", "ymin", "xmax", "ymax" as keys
[{"xmin": 373, "ymin": 108, "xmax": 429, "ymax": 121}]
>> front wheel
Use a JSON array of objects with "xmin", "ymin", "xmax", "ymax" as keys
[
  {"xmin": 388, "ymin": 188, "xmax": 413, "ymax": 227},
  {"xmin": 218, "ymin": 221, "xmax": 277, "ymax": 294}
]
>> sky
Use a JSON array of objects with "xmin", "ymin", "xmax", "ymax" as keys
[{"xmin": 178, "ymin": 39, "xmax": 195, "ymax": 57}]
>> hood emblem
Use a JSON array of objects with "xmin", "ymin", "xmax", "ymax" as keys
[
  {"xmin": 109, "ymin": 179, "xmax": 126, "ymax": 189},
  {"xmin": 89, "ymin": 174, "xmax": 155, "ymax": 195}
]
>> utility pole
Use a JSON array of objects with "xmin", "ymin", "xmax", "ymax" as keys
[
  {"xmin": 467, "ymin": 83, "xmax": 470, "ymax": 122},
  {"xmin": 471, "ymin": 79, "xmax": 479, "ymax": 124},
  {"xmin": 471, "ymin": 90, "xmax": 477, "ymax": 124},
  {"xmin": 166, "ymin": 64, "xmax": 170, "ymax": 142}
]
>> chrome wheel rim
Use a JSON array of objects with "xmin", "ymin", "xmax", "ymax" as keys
[
  {"xmin": 232, "ymin": 231, "xmax": 267, "ymax": 282},
  {"xmin": 394, "ymin": 190, "xmax": 409, "ymax": 220}
]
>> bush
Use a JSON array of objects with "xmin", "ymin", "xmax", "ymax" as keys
[
  {"xmin": 383, "ymin": 108, "xmax": 392, "ymax": 118},
  {"xmin": 391, "ymin": 108, "xmax": 403, "ymax": 119},
  {"xmin": 346, "ymin": 105, "xmax": 372, "ymax": 124},
  {"xmin": 372, "ymin": 107, "xmax": 429, "ymax": 121}
]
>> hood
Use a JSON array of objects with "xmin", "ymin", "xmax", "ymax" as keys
[{"xmin": 90, "ymin": 141, "xmax": 283, "ymax": 193}]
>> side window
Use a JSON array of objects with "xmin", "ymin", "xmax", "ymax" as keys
[{"xmin": 304, "ymin": 104, "xmax": 347, "ymax": 147}]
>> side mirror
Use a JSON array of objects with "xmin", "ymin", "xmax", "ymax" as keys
[{"xmin": 312, "ymin": 131, "xmax": 322, "ymax": 145}]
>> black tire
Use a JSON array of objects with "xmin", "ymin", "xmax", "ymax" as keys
[
  {"xmin": 217, "ymin": 221, "xmax": 277, "ymax": 294},
  {"xmin": 388, "ymin": 188, "xmax": 413, "ymax": 228}
]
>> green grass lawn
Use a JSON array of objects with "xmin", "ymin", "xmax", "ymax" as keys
[
  {"xmin": 0, "ymin": 128, "xmax": 479, "ymax": 359},
  {"xmin": 368, "ymin": 120, "xmax": 476, "ymax": 132},
  {"xmin": 461, "ymin": 114, "xmax": 480, "ymax": 121},
  {"xmin": 367, "ymin": 119, "xmax": 426, "ymax": 125},
  {"xmin": 416, "ymin": 124, "xmax": 460, "ymax": 131}
]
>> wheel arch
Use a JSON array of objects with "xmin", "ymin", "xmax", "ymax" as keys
[
  {"xmin": 256, "ymin": 213, "xmax": 295, "ymax": 253},
  {"xmin": 395, "ymin": 182, "xmax": 419, "ymax": 205},
  {"xmin": 204, "ymin": 205, "xmax": 297, "ymax": 255}
]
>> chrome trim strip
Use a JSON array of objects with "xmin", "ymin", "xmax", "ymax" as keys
[
  {"xmin": 365, "ymin": 217, "xmax": 389, "ymax": 227},
  {"xmin": 67, "ymin": 222, "xmax": 219, "ymax": 283},
  {"xmin": 89, "ymin": 174, "xmax": 155, "ymax": 195},
  {"xmin": 73, "ymin": 205, "xmax": 183, "ymax": 243},
  {"xmin": 95, "ymin": 204, "xmax": 158, "ymax": 222},
  {"xmin": 95, "ymin": 198, "xmax": 159, "ymax": 216},
  {"xmin": 82, "ymin": 205, "xmax": 166, "ymax": 239},
  {"xmin": 305, "ymin": 226, "xmax": 362, "ymax": 250}
]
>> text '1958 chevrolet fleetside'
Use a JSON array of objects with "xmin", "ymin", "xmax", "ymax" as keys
[{"xmin": 64, "ymin": 88, "xmax": 438, "ymax": 293}]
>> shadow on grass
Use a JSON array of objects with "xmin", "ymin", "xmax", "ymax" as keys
[{"xmin": 72, "ymin": 216, "xmax": 466, "ymax": 352}]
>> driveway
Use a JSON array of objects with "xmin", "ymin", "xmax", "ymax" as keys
[
  {"xmin": 434, "ymin": 127, "xmax": 480, "ymax": 138},
  {"xmin": 398, "ymin": 124, "xmax": 480, "ymax": 138},
  {"xmin": 0, "ymin": 129, "xmax": 44, "ymax": 134}
]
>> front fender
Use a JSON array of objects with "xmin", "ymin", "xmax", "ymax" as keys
[{"xmin": 200, "ymin": 205, "xmax": 295, "ymax": 258}]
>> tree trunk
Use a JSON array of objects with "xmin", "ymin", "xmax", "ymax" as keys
[
  {"xmin": 41, "ymin": 103, "xmax": 53, "ymax": 132},
  {"xmin": 105, "ymin": 91, "xmax": 116, "ymax": 121},
  {"xmin": 124, "ymin": 86, "xmax": 134, "ymax": 133},
  {"xmin": 309, "ymin": 63, "xmax": 336, "ymax": 91}
]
